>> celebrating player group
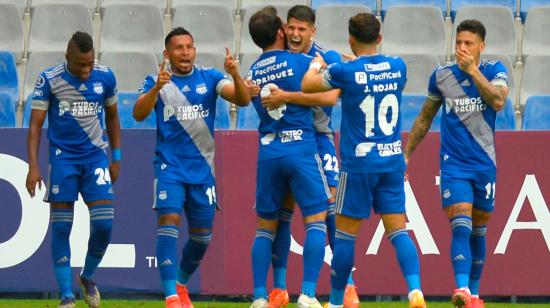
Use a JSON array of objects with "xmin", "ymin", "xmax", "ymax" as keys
[{"xmin": 25, "ymin": 4, "xmax": 508, "ymax": 308}]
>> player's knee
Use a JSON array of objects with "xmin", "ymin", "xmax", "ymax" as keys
[
  {"xmin": 257, "ymin": 212, "xmax": 279, "ymax": 232},
  {"xmin": 303, "ymin": 210, "xmax": 327, "ymax": 224},
  {"xmin": 472, "ymin": 209, "xmax": 491, "ymax": 226}
]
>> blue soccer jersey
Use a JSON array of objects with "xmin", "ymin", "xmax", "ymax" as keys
[
  {"xmin": 246, "ymin": 49, "xmax": 317, "ymax": 161},
  {"xmin": 140, "ymin": 65, "xmax": 231, "ymax": 184},
  {"xmin": 31, "ymin": 62, "xmax": 118, "ymax": 163},
  {"xmin": 322, "ymin": 54, "xmax": 407, "ymax": 173},
  {"xmin": 428, "ymin": 60, "xmax": 508, "ymax": 173}
]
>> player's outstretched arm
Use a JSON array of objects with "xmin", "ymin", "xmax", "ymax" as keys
[
  {"xmin": 301, "ymin": 53, "xmax": 330, "ymax": 94},
  {"xmin": 404, "ymin": 97, "xmax": 442, "ymax": 164},
  {"xmin": 220, "ymin": 47, "xmax": 251, "ymax": 106},
  {"xmin": 134, "ymin": 59, "xmax": 171, "ymax": 121},
  {"xmin": 105, "ymin": 104, "xmax": 121, "ymax": 183},
  {"xmin": 26, "ymin": 109, "xmax": 47, "ymax": 197},
  {"xmin": 261, "ymin": 88, "xmax": 340, "ymax": 110}
]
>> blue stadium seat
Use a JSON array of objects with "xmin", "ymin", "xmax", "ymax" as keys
[
  {"xmin": 0, "ymin": 51, "xmax": 18, "ymax": 106},
  {"xmin": 312, "ymin": 0, "xmax": 376, "ymax": 12},
  {"xmin": 236, "ymin": 104, "xmax": 259, "ymax": 130},
  {"xmin": 495, "ymin": 98, "xmax": 516, "ymax": 130},
  {"xmin": 521, "ymin": 96, "xmax": 550, "ymax": 130},
  {"xmin": 520, "ymin": 0, "xmax": 550, "ymax": 21},
  {"xmin": 331, "ymin": 99, "xmax": 342, "ymax": 132},
  {"xmin": 400, "ymin": 95, "xmax": 441, "ymax": 131},
  {"xmin": 450, "ymin": 0, "xmax": 516, "ymax": 19},
  {"xmin": 117, "ymin": 92, "xmax": 156, "ymax": 129},
  {"xmin": 215, "ymin": 97, "xmax": 231, "ymax": 130},
  {"xmin": 381, "ymin": 0, "xmax": 446, "ymax": 17},
  {"xmin": 0, "ymin": 92, "xmax": 16, "ymax": 128},
  {"xmin": 22, "ymin": 95, "xmax": 49, "ymax": 128}
]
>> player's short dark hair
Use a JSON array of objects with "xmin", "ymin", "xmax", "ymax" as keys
[
  {"xmin": 165, "ymin": 27, "xmax": 194, "ymax": 46},
  {"xmin": 287, "ymin": 5, "xmax": 315, "ymax": 25},
  {"xmin": 456, "ymin": 19, "xmax": 486, "ymax": 41},
  {"xmin": 249, "ymin": 6, "xmax": 283, "ymax": 49},
  {"xmin": 69, "ymin": 31, "xmax": 93, "ymax": 53},
  {"xmin": 348, "ymin": 12, "xmax": 380, "ymax": 44}
]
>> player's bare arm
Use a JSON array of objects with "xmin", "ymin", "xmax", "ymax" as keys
[
  {"xmin": 404, "ymin": 97, "xmax": 442, "ymax": 164},
  {"xmin": 105, "ymin": 103, "xmax": 121, "ymax": 183},
  {"xmin": 220, "ymin": 47, "xmax": 251, "ymax": 106},
  {"xmin": 456, "ymin": 48, "xmax": 508, "ymax": 111},
  {"xmin": 261, "ymin": 88, "xmax": 340, "ymax": 109},
  {"xmin": 133, "ymin": 59, "xmax": 171, "ymax": 121},
  {"xmin": 25, "ymin": 109, "xmax": 47, "ymax": 197},
  {"xmin": 301, "ymin": 52, "xmax": 330, "ymax": 93}
]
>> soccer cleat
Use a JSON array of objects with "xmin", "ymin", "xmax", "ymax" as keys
[
  {"xmin": 250, "ymin": 298, "xmax": 268, "ymax": 308},
  {"xmin": 467, "ymin": 297, "xmax": 485, "ymax": 308},
  {"xmin": 408, "ymin": 289, "xmax": 427, "ymax": 308},
  {"xmin": 451, "ymin": 288, "xmax": 471, "ymax": 308},
  {"xmin": 78, "ymin": 276, "xmax": 100, "ymax": 308},
  {"xmin": 165, "ymin": 295, "xmax": 183, "ymax": 308},
  {"xmin": 297, "ymin": 294, "xmax": 323, "ymax": 308},
  {"xmin": 176, "ymin": 284, "xmax": 194, "ymax": 308},
  {"xmin": 343, "ymin": 284, "xmax": 360, "ymax": 308},
  {"xmin": 58, "ymin": 297, "xmax": 76, "ymax": 308},
  {"xmin": 268, "ymin": 288, "xmax": 290, "ymax": 307}
]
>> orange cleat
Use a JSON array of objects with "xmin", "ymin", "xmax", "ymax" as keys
[
  {"xmin": 343, "ymin": 284, "xmax": 360, "ymax": 308},
  {"xmin": 165, "ymin": 295, "xmax": 183, "ymax": 308},
  {"xmin": 268, "ymin": 288, "xmax": 290, "ymax": 308},
  {"xmin": 451, "ymin": 289, "xmax": 471, "ymax": 308},
  {"xmin": 408, "ymin": 289, "xmax": 426, "ymax": 308},
  {"xmin": 467, "ymin": 297, "xmax": 485, "ymax": 308},
  {"xmin": 176, "ymin": 284, "xmax": 194, "ymax": 308}
]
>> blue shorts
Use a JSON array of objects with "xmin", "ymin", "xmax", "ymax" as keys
[
  {"xmin": 44, "ymin": 159, "xmax": 114, "ymax": 203},
  {"xmin": 256, "ymin": 153, "xmax": 330, "ymax": 219},
  {"xmin": 335, "ymin": 171, "xmax": 405, "ymax": 219},
  {"xmin": 440, "ymin": 169, "xmax": 496, "ymax": 212},
  {"xmin": 316, "ymin": 135, "xmax": 339, "ymax": 187},
  {"xmin": 153, "ymin": 177, "xmax": 217, "ymax": 228}
]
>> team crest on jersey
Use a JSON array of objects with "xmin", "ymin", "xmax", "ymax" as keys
[
  {"xmin": 196, "ymin": 83, "xmax": 207, "ymax": 95},
  {"xmin": 93, "ymin": 82, "xmax": 104, "ymax": 94},
  {"xmin": 52, "ymin": 185, "xmax": 59, "ymax": 194},
  {"xmin": 59, "ymin": 101, "xmax": 71, "ymax": 116}
]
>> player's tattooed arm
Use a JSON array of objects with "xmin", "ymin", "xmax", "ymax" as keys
[
  {"xmin": 404, "ymin": 97, "xmax": 442, "ymax": 164},
  {"xmin": 470, "ymin": 70, "xmax": 508, "ymax": 111}
]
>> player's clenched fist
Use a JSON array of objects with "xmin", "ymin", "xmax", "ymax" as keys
[{"xmin": 154, "ymin": 58, "xmax": 172, "ymax": 91}]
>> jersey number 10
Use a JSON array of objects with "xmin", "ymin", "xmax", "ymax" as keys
[{"xmin": 359, "ymin": 94, "xmax": 399, "ymax": 137}]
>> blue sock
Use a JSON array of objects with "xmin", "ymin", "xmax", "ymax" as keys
[
  {"xmin": 51, "ymin": 208, "xmax": 75, "ymax": 299},
  {"xmin": 450, "ymin": 215, "xmax": 472, "ymax": 289},
  {"xmin": 301, "ymin": 221, "xmax": 326, "ymax": 297},
  {"xmin": 157, "ymin": 225, "xmax": 179, "ymax": 297},
  {"xmin": 252, "ymin": 228, "xmax": 276, "ymax": 300},
  {"xmin": 329, "ymin": 229, "xmax": 357, "ymax": 306},
  {"xmin": 178, "ymin": 231, "xmax": 212, "ymax": 285},
  {"xmin": 388, "ymin": 229, "xmax": 421, "ymax": 291},
  {"xmin": 272, "ymin": 209, "xmax": 292, "ymax": 290},
  {"xmin": 469, "ymin": 225, "xmax": 487, "ymax": 296},
  {"xmin": 81, "ymin": 205, "xmax": 114, "ymax": 279},
  {"xmin": 326, "ymin": 202, "xmax": 336, "ymax": 251}
]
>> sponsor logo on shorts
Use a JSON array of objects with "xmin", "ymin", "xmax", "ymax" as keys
[
  {"xmin": 52, "ymin": 185, "xmax": 59, "ymax": 194},
  {"xmin": 159, "ymin": 191, "xmax": 167, "ymax": 200},
  {"xmin": 443, "ymin": 189, "xmax": 451, "ymax": 199}
]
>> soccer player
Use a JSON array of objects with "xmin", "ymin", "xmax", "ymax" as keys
[
  {"xmin": 404, "ymin": 20, "xmax": 508, "ymax": 308},
  {"xmin": 263, "ymin": 5, "xmax": 359, "ymax": 308},
  {"xmin": 301, "ymin": 13, "xmax": 427, "ymax": 308},
  {"xmin": 25, "ymin": 31, "xmax": 120, "ymax": 308},
  {"xmin": 246, "ymin": 6, "xmax": 338, "ymax": 308},
  {"xmin": 133, "ymin": 27, "xmax": 250, "ymax": 308}
]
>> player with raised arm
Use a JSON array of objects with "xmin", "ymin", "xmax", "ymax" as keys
[
  {"xmin": 404, "ymin": 20, "xmax": 508, "ymax": 308},
  {"xmin": 134, "ymin": 27, "xmax": 250, "ymax": 308},
  {"xmin": 25, "ymin": 31, "xmax": 121, "ymax": 308},
  {"xmin": 246, "ymin": 6, "xmax": 339, "ymax": 308},
  {"xmin": 301, "ymin": 13, "xmax": 426, "ymax": 308},
  {"xmin": 262, "ymin": 5, "xmax": 358, "ymax": 308}
]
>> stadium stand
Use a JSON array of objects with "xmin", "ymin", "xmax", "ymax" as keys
[
  {"xmin": 522, "ymin": 6, "xmax": 550, "ymax": 59},
  {"xmin": 400, "ymin": 95, "xmax": 441, "ymax": 131},
  {"xmin": 520, "ymin": 55, "xmax": 550, "ymax": 108},
  {"xmin": 0, "ymin": 3, "xmax": 24, "ymax": 63},
  {"xmin": 172, "ymin": 0, "xmax": 237, "ymax": 13},
  {"xmin": 521, "ymin": 96, "xmax": 550, "ymax": 130},
  {"xmin": 22, "ymin": 95, "xmax": 49, "ymax": 128},
  {"xmin": 172, "ymin": 4, "xmax": 235, "ymax": 55},
  {"xmin": 240, "ymin": 0, "xmax": 308, "ymax": 11},
  {"xmin": 29, "ymin": 3, "xmax": 93, "ymax": 54},
  {"xmin": 496, "ymin": 98, "xmax": 516, "ymax": 130},
  {"xmin": 100, "ymin": 0, "xmax": 167, "ymax": 14},
  {"xmin": 30, "ymin": 0, "xmax": 96, "ymax": 14},
  {"xmin": 311, "ymin": 0, "xmax": 376, "ymax": 12},
  {"xmin": 381, "ymin": 0, "xmax": 446, "ymax": 17},
  {"xmin": 240, "ymin": 4, "xmax": 293, "ymax": 54},
  {"xmin": 99, "ymin": 4, "xmax": 164, "ymax": 62},
  {"xmin": 239, "ymin": 52, "xmax": 261, "ymax": 77},
  {"xmin": 452, "ymin": 6, "xmax": 517, "ymax": 61},
  {"xmin": 450, "ymin": 0, "xmax": 517, "ymax": 19},
  {"xmin": 381, "ymin": 6, "xmax": 446, "ymax": 61},
  {"xmin": 315, "ymin": 4, "xmax": 372, "ymax": 54},
  {"xmin": 0, "ymin": 92, "xmax": 16, "ymax": 128},
  {"xmin": 117, "ymin": 92, "xmax": 156, "ymax": 129},
  {"xmin": 23, "ymin": 51, "xmax": 65, "ymax": 101},
  {"xmin": 0, "ymin": 0, "xmax": 27, "ymax": 17},
  {"xmin": 0, "ymin": 52, "xmax": 19, "ymax": 106},
  {"xmin": 520, "ymin": 0, "xmax": 550, "ymax": 21},
  {"xmin": 195, "ymin": 52, "xmax": 226, "ymax": 73},
  {"xmin": 236, "ymin": 103, "xmax": 259, "ymax": 129},
  {"xmin": 400, "ymin": 54, "xmax": 440, "ymax": 95},
  {"xmin": 99, "ymin": 52, "xmax": 158, "ymax": 93},
  {"xmin": 215, "ymin": 97, "xmax": 231, "ymax": 130}
]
